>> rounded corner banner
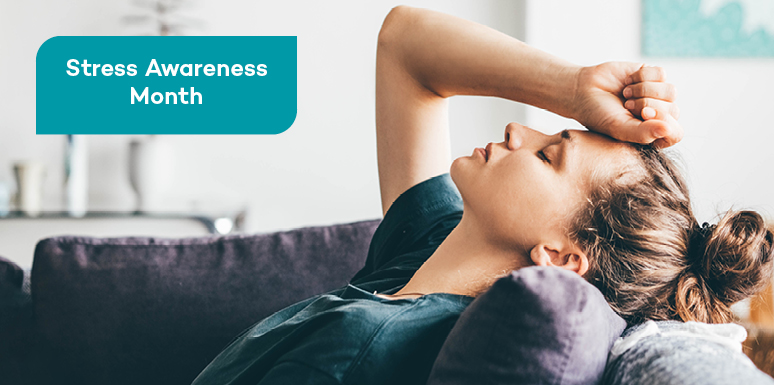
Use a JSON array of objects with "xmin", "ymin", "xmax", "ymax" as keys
[{"xmin": 36, "ymin": 36, "xmax": 297, "ymax": 135}]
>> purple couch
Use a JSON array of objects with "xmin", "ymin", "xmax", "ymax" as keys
[
  {"xmin": 0, "ymin": 219, "xmax": 380, "ymax": 385},
  {"xmin": 2, "ymin": 219, "xmax": 771, "ymax": 385}
]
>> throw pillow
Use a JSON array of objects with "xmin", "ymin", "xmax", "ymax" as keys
[{"xmin": 427, "ymin": 266, "xmax": 626, "ymax": 385}]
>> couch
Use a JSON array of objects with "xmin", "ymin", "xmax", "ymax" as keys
[{"xmin": 1, "ymin": 219, "xmax": 772, "ymax": 385}]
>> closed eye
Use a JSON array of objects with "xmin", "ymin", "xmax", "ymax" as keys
[{"xmin": 538, "ymin": 150, "xmax": 551, "ymax": 164}]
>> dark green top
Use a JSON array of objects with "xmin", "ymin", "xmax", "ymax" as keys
[{"xmin": 191, "ymin": 174, "xmax": 473, "ymax": 385}]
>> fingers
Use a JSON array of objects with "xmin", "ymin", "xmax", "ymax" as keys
[
  {"xmin": 623, "ymin": 82, "xmax": 677, "ymax": 102},
  {"xmin": 620, "ymin": 64, "xmax": 682, "ymax": 147},
  {"xmin": 607, "ymin": 107, "xmax": 683, "ymax": 148},
  {"xmin": 624, "ymin": 97, "xmax": 680, "ymax": 120},
  {"xmin": 578, "ymin": 61, "xmax": 683, "ymax": 147},
  {"xmin": 638, "ymin": 109, "xmax": 684, "ymax": 148},
  {"xmin": 625, "ymin": 66, "xmax": 667, "ymax": 85}
]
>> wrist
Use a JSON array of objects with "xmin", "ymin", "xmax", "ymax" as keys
[
  {"xmin": 552, "ymin": 64, "xmax": 583, "ymax": 120},
  {"xmin": 518, "ymin": 60, "xmax": 582, "ymax": 120}
]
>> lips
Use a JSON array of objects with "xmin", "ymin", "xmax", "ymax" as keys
[{"xmin": 484, "ymin": 142, "xmax": 493, "ymax": 161}]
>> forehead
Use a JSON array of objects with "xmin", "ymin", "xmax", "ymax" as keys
[{"xmin": 567, "ymin": 130, "xmax": 640, "ymax": 186}]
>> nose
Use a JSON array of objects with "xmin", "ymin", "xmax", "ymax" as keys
[{"xmin": 504, "ymin": 122, "xmax": 542, "ymax": 151}]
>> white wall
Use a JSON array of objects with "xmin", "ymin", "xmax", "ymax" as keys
[
  {"xmin": 1, "ymin": 0, "xmax": 771, "ymax": 252},
  {"xmin": 0, "ymin": 0, "xmax": 525, "ymax": 238},
  {"xmin": 523, "ymin": 0, "xmax": 774, "ymax": 224}
]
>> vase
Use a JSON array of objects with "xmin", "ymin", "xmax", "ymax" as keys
[
  {"xmin": 13, "ymin": 161, "xmax": 46, "ymax": 217},
  {"xmin": 128, "ymin": 135, "xmax": 173, "ymax": 212},
  {"xmin": 64, "ymin": 135, "xmax": 89, "ymax": 217}
]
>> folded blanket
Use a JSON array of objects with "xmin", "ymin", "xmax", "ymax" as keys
[{"xmin": 604, "ymin": 320, "xmax": 772, "ymax": 385}]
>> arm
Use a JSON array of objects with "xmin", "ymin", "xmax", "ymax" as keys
[
  {"xmin": 376, "ymin": 6, "xmax": 681, "ymax": 214},
  {"xmin": 375, "ymin": 6, "xmax": 577, "ymax": 215}
]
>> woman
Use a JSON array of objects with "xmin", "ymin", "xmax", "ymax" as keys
[{"xmin": 192, "ymin": 6, "xmax": 774, "ymax": 385}]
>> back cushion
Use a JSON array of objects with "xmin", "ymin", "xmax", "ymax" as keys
[
  {"xmin": 428, "ymin": 266, "xmax": 626, "ymax": 385},
  {"xmin": 26, "ymin": 219, "xmax": 379, "ymax": 385}
]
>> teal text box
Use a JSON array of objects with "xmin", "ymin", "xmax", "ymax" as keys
[{"xmin": 36, "ymin": 36, "xmax": 297, "ymax": 134}]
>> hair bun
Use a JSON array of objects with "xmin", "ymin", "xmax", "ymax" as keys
[
  {"xmin": 697, "ymin": 211, "xmax": 774, "ymax": 305},
  {"xmin": 687, "ymin": 222, "xmax": 715, "ymax": 262}
]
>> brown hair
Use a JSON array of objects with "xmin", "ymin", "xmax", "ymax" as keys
[{"xmin": 572, "ymin": 144, "xmax": 774, "ymax": 325}]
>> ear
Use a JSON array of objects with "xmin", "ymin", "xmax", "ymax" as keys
[{"xmin": 529, "ymin": 243, "xmax": 589, "ymax": 276}]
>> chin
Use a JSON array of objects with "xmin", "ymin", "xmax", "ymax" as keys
[
  {"xmin": 449, "ymin": 156, "xmax": 472, "ymax": 202},
  {"xmin": 449, "ymin": 157, "xmax": 465, "ymax": 185}
]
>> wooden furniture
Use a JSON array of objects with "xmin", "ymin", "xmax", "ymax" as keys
[{"xmin": 745, "ymin": 283, "xmax": 774, "ymax": 376}]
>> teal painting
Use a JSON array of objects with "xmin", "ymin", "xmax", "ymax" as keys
[{"xmin": 643, "ymin": 0, "xmax": 774, "ymax": 57}]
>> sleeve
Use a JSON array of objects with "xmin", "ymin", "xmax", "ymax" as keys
[
  {"xmin": 256, "ymin": 361, "xmax": 340, "ymax": 385},
  {"xmin": 349, "ymin": 173, "xmax": 463, "ymax": 285}
]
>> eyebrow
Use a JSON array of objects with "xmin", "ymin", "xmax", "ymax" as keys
[
  {"xmin": 561, "ymin": 129, "xmax": 573, "ymax": 142},
  {"xmin": 557, "ymin": 130, "xmax": 575, "ymax": 170}
]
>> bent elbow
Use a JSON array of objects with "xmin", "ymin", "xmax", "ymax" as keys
[{"xmin": 378, "ymin": 5, "xmax": 414, "ymax": 53}]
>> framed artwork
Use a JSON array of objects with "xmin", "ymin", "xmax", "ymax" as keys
[{"xmin": 642, "ymin": 0, "xmax": 774, "ymax": 57}]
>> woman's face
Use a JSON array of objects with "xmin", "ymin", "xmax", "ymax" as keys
[{"xmin": 450, "ymin": 122, "xmax": 637, "ymax": 253}]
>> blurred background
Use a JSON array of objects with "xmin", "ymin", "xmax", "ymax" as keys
[{"xmin": 0, "ymin": 0, "xmax": 772, "ymax": 270}]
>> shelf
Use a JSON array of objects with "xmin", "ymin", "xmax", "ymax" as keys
[
  {"xmin": 0, "ymin": 209, "xmax": 247, "ymax": 270},
  {"xmin": 0, "ymin": 210, "xmax": 247, "ymax": 235}
]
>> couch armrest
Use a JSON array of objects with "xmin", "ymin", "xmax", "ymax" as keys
[
  {"xmin": 0, "ymin": 256, "xmax": 23, "ymax": 290},
  {"xmin": 0, "ymin": 256, "xmax": 30, "ymax": 330},
  {"xmin": 0, "ymin": 257, "xmax": 30, "ymax": 385}
]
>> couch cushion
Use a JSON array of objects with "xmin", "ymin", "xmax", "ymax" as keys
[
  {"xmin": 25, "ymin": 219, "xmax": 380, "ymax": 385},
  {"xmin": 427, "ymin": 266, "xmax": 626, "ymax": 385}
]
